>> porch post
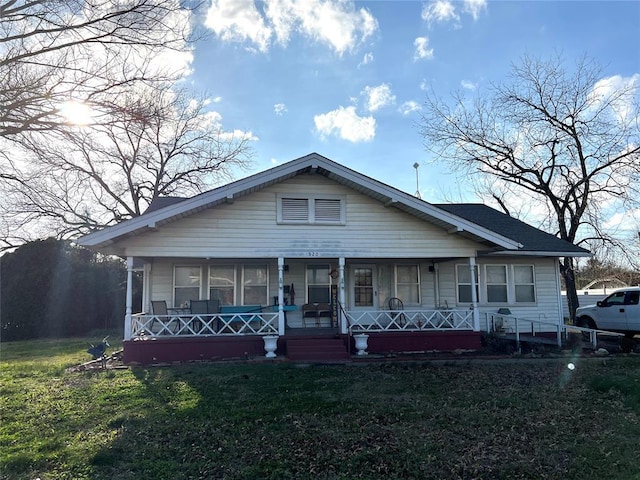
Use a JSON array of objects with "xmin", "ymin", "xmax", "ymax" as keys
[
  {"xmin": 469, "ymin": 257, "xmax": 480, "ymax": 331},
  {"xmin": 339, "ymin": 257, "xmax": 346, "ymax": 334},
  {"xmin": 125, "ymin": 256, "xmax": 133, "ymax": 341},
  {"xmin": 277, "ymin": 257, "xmax": 285, "ymax": 336}
]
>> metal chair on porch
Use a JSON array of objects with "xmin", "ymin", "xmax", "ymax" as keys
[
  {"xmin": 388, "ymin": 297, "xmax": 406, "ymax": 327},
  {"xmin": 302, "ymin": 303, "xmax": 318, "ymax": 327},
  {"xmin": 316, "ymin": 303, "xmax": 332, "ymax": 327},
  {"xmin": 150, "ymin": 300, "xmax": 178, "ymax": 334}
]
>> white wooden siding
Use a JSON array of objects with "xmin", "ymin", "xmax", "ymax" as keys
[
  {"xmin": 118, "ymin": 175, "xmax": 483, "ymax": 259},
  {"xmin": 436, "ymin": 257, "xmax": 563, "ymax": 324}
]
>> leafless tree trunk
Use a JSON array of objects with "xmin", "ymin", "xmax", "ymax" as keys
[{"xmin": 419, "ymin": 54, "xmax": 640, "ymax": 320}]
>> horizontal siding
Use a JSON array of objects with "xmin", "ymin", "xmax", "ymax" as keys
[
  {"xmin": 143, "ymin": 258, "xmax": 563, "ymax": 327},
  {"xmin": 120, "ymin": 175, "xmax": 483, "ymax": 259},
  {"xmin": 437, "ymin": 257, "xmax": 563, "ymax": 324}
]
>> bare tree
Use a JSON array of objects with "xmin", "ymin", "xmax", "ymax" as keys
[
  {"xmin": 0, "ymin": 0, "xmax": 196, "ymax": 137},
  {"xmin": 3, "ymin": 87, "xmax": 253, "ymax": 239},
  {"xmin": 419, "ymin": 54, "xmax": 640, "ymax": 320}
]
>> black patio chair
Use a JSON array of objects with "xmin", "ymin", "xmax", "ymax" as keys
[{"xmin": 388, "ymin": 297, "xmax": 406, "ymax": 326}]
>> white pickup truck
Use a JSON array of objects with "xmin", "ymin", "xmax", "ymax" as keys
[{"xmin": 575, "ymin": 287, "xmax": 640, "ymax": 337}]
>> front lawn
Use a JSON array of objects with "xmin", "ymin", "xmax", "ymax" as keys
[{"xmin": 1, "ymin": 338, "xmax": 640, "ymax": 479}]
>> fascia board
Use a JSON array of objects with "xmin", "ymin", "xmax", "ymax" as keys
[
  {"xmin": 78, "ymin": 152, "xmax": 522, "ymax": 251},
  {"xmin": 483, "ymin": 250, "xmax": 592, "ymax": 257},
  {"xmin": 319, "ymin": 159, "xmax": 523, "ymax": 250}
]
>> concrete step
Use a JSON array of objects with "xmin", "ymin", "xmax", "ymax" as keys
[{"xmin": 286, "ymin": 338, "xmax": 351, "ymax": 361}]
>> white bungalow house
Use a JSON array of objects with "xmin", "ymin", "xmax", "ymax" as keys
[{"xmin": 77, "ymin": 153, "xmax": 590, "ymax": 363}]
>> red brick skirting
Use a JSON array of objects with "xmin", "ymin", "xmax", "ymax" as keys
[{"xmin": 123, "ymin": 331, "xmax": 483, "ymax": 364}]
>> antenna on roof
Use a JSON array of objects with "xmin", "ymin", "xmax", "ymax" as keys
[{"xmin": 413, "ymin": 162, "xmax": 421, "ymax": 199}]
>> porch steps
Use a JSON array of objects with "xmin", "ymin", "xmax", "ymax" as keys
[{"xmin": 286, "ymin": 337, "xmax": 351, "ymax": 362}]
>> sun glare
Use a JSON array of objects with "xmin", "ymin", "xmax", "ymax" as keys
[{"xmin": 58, "ymin": 100, "xmax": 94, "ymax": 126}]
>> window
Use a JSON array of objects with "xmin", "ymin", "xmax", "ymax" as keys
[
  {"xmin": 209, "ymin": 265, "xmax": 235, "ymax": 305},
  {"xmin": 486, "ymin": 265, "xmax": 508, "ymax": 303},
  {"xmin": 243, "ymin": 265, "xmax": 268, "ymax": 305},
  {"xmin": 396, "ymin": 265, "xmax": 420, "ymax": 304},
  {"xmin": 307, "ymin": 265, "xmax": 331, "ymax": 303},
  {"xmin": 278, "ymin": 194, "xmax": 345, "ymax": 224},
  {"xmin": 354, "ymin": 267, "xmax": 374, "ymax": 307},
  {"xmin": 456, "ymin": 264, "xmax": 478, "ymax": 303},
  {"xmin": 513, "ymin": 265, "xmax": 536, "ymax": 303},
  {"xmin": 174, "ymin": 266, "xmax": 201, "ymax": 308}
]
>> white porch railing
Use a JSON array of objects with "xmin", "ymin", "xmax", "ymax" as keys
[
  {"xmin": 130, "ymin": 312, "xmax": 279, "ymax": 338},
  {"xmin": 347, "ymin": 309, "xmax": 474, "ymax": 332}
]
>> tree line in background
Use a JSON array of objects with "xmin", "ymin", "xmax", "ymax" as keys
[{"xmin": 1, "ymin": 238, "xmax": 139, "ymax": 341}]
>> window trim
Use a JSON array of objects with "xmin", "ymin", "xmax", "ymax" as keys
[
  {"xmin": 173, "ymin": 265, "xmax": 202, "ymax": 308},
  {"xmin": 455, "ymin": 263, "xmax": 537, "ymax": 305},
  {"xmin": 512, "ymin": 264, "xmax": 536, "ymax": 304},
  {"xmin": 277, "ymin": 193, "xmax": 346, "ymax": 225},
  {"xmin": 485, "ymin": 264, "xmax": 508, "ymax": 304},
  {"xmin": 241, "ymin": 264, "xmax": 269, "ymax": 305},
  {"xmin": 394, "ymin": 264, "xmax": 421, "ymax": 306},
  {"xmin": 208, "ymin": 264, "xmax": 237, "ymax": 306}
]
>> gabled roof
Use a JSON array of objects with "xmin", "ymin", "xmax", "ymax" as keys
[{"xmin": 76, "ymin": 152, "xmax": 588, "ymax": 257}]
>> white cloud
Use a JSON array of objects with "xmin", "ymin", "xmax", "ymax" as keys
[
  {"xmin": 399, "ymin": 101, "xmax": 421, "ymax": 115},
  {"xmin": 205, "ymin": 0, "xmax": 272, "ymax": 53},
  {"xmin": 274, "ymin": 103, "xmax": 288, "ymax": 115},
  {"xmin": 314, "ymin": 106, "xmax": 375, "ymax": 142},
  {"xmin": 461, "ymin": 80, "xmax": 477, "ymax": 90},
  {"xmin": 362, "ymin": 83, "xmax": 396, "ymax": 112},
  {"xmin": 588, "ymin": 74, "xmax": 640, "ymax": 124},
  {"xmin": 211, "ymin": 96, "xmax": 223, "ymax": 103},
  {"xmin": 463, "ymin": 0, "xmax": 487, "ymax": 21},
  {"xmin": 413, "ymin": 37, "xmax": 434, "ymax": 61},
  {"xmin": 359, "ymin": 52, "xmax": 374, "ymax": 67},
  {"xmin": 205, "ymin": 0, "xmax": 378, "ymax": 55},
  {"xmin": 421, "ymin": 0, "xmax": 486, "ymax": 26},
  {"xmin": 422, "ymin": 0, "xmax": 459, "ymax": 25}
]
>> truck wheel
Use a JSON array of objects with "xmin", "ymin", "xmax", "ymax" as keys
[{"xmin": 576, "ymin": 317, "xmax": 595, "ymax": 342}]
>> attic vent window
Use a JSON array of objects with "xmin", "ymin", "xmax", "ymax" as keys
[{"xmin": 278, "ymin": 194, "xmax": 345, "ymax": 225}]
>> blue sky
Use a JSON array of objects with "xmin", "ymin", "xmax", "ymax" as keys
[{"xmin": 191, "ymin": 0, "xmax": 640, "ymax": 202}]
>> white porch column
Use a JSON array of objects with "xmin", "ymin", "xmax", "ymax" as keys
[
  {"xmin": 125, "ymin": 256, "xmax": 133, "ymax": 341},
  {"xmin": 469, "ymin": 257, "xmax": 480, "ymax": 331},
  {"xmin": 339, "ymin": 257, "xmax": 347, "ymax": 334},
  {"xmin": 277, "ymin": 257, "xmax": 285, "ymax": 335}
]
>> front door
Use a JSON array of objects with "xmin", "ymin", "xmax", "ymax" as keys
[{"xmin": 350, "ymin": 265, "xmax": 378, "ymax": 311}]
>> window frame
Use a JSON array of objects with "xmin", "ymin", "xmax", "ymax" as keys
[
  {"xmin": 242, "ymin": 264, "xmax": 269, "ymax": 305},
  {"xmin": 512, "ymin": 264, "xmax": 536, "ymax": 304},
  {"xmin": 456, "ymin": 264, "xmax": 479, "ymax": 304},
  {"xmin": 173, "ymin": 265, "xmax": 202, "ymax": 308},
  {"xmin": 306, "ymin": 264, "xmax": 333, "ymax": 304},
  {"xmin": 395, "ymin": 264, "xmax": 421, "ymax": 305},
  {"xmin": 208, "ymin": 264, "xmax": 236, "ymax": 306},
  {"xmin": 277, "ymin": 193, "xmax": 346, "ymax": 225},
  {"xmin": 485, "ymin": 264, "xmax": 508, "ymax": 304}
]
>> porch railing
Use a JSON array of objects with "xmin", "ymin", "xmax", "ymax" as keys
[
  {"xmin": 347, "ymin": 309, "xmax": 474, "ymax": 333},
  {"xmin": 130, "ymin": 312, "xmax": 279, "ymax": 338}
]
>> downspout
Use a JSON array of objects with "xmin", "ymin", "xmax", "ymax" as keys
[
  {"xmin": 469, "ymin": 257, "xmax": 480, "ymax": 331},
  {"xmin": 434, "ymin": 263, "xmax": 441, "ymax": 308},
  {"xmin": 125, "ymin": 256, "xmax": 133, "ymax": 341}
]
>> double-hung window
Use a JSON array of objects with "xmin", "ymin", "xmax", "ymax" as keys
[
  {"xmin": 513, "ymin": 265, "xmax": 536, "ymax": 303},
  {"xmin": 396, "ymin": 265, "xmax": 420, "ymax": 304},
  {"xmin": 243, "ymin": 265, "xmax": 268, "ymax": 305},
  {"xmin": 174, "ymin": 266, "xmax": 201, "ymax": 308},
  {"xmin": 456, "ymin": 265, "xmax": 478, "ymax": 303},
  {"xmin": 209, "ymin": 265, "xmax": 235, "ymax": 305},
  {"xmin": 486, "ymin": 265, "xmax": 508, "ymax": 303},
  {"xmin": 278, "ymin": 194, "xmax": 345, "ymax": 224},
  {"xmin": 307, "ymin": 265, "xmax": 331, "ymax": 303}
]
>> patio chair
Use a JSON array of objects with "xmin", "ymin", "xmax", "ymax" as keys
[
  {"xmin": 316, "ymin": 303, "xmax": 332, "ymax": 327},
  {"xmin": 302, "ymin": 303, "xmax": 318, "ymax": 327},
  {"xmin": 388, "ymin": 297, "xmax": 406, "ymax": 327},
  {"xmin": 150, "ymin": 300, "xmax": 182, "ymax": 334}
]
